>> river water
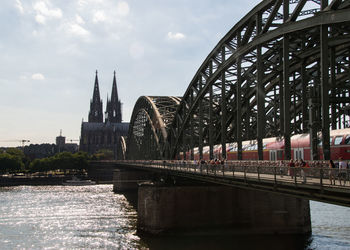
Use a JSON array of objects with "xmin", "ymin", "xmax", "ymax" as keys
[{"xmin": 0, "ymin": 185, "xmax": 349, "ymax": 250}]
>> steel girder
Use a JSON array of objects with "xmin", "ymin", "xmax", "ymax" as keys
[
  {"xmin": 117, "ymin": 136, "xmax": 127, "ymax": 160},
  {"xmin": 126, "ymin": 96, "xmax": 181, "ymax": 160},
  {"xmin": 168, "ymin": 0, "xmax": 350, "ymax": 160}
]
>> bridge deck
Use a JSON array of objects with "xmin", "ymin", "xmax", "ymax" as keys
[{"xmin": 116, "ymin": 161, "xmax": 350, "ymax": 207}]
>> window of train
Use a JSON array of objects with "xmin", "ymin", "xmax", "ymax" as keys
[
  {"xmin": 334, "ymin": 136, "xmax": 343, "ymax": 145},
  {"xmin": 277, "ymin": 150, "xmax": 283, "ymax": 159},
  {"xmin": 345, "ymin": 135, "xmax": 350, "ymax": 145}
]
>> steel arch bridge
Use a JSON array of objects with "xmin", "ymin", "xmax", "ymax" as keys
[
  {"xmin": 126, "ymin": 0, "xmax": 350, "ymax": 161},
  {"xmin": 126, "ymin": 96, "xmax": 181, "ymax": 159}
]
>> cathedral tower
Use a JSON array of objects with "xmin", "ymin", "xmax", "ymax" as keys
[
  {"xmin": 88, "ymin": 70, "xmax": 103, "ymax": 123},
  {"xmin": 105, "ymin": 70, "xmax": 122, "ymax": 123}
]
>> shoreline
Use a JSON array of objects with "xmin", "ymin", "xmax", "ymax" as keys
[{"xmin": 0, "ymin": 176, "xmax": 70, "ymax": 187}]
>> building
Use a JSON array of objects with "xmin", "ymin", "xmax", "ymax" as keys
[
  {"xmin": 79, "ymin": 70, "xmax": 129, "ymax": 158},
  {"xmin": 55, "ymin": 130, "xmax": 79, "ymax": 154}
]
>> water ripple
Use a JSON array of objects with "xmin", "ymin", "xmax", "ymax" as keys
[{"xmin": 0, "ymin": 185, "xmax": 140, "ymax": 249}]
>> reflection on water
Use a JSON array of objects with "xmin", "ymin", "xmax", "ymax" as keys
[
  {"xmin": 0, "ymin": 185, "xmax": 349, "ymax": 249},
  {"xmin": 0, "ymin": 185, "xmax": 140, "ymax": 249},
  {"xmin": 309, "ymin": 201, "xmax": 350, "ymax": 250}
]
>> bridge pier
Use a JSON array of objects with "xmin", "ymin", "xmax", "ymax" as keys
[
  {"xmin": 137, "ymin": 184, "xmax": 311, "ymax": 235},
  {"xmin": 113, "ymin": 168, "xmax": 152, "ymax": 192}
]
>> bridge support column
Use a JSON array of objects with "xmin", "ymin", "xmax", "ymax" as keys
[
  {"xmin": 137, "ymin": 184, "xmax": 311, "ymax": 235},
  {"xmin": 113, "ymin": 169, "xmax": 152, "ymax": 192}
]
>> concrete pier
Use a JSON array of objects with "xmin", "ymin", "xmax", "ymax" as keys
[
  {"xmin": 137, "ymin": 184, "xmax": 311, "ymax": 235},
  {"xmin": 113, "ymin": 168, "xmax": 152, "ymax": 192}
]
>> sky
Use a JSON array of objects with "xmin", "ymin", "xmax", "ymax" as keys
[{"xmin": 0, "ymin": 0, "xmax": 257, "ymax": 147}]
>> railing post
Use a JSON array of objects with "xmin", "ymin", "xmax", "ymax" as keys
[
  {"xmin": 257, "ymin": 165, "xmax": 260, "ymax": 181},
  {"xmin": 274, "ymin": 164, "xmax": 277, "ymax": 185},
  {"xmin": 320, "ymin": 166, "xmax": 323, "ymax": 188},
  {"xmin": 294, "ymin": 167, "xmax": 297, "ymax": 185},
  {"xmin": 232, "ymin": 164, "xmax": 235, "ymax": 177},
  {"xmin": 244, "ymin": 165, "xmax": 247, "ymax": 181}
]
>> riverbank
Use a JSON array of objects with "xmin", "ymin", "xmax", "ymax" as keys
[{"xmin": 0, "ymin": 175, "xmax": 70, "ymax": 186}]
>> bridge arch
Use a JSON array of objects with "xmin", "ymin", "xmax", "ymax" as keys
[
  {"xmin": 167, "ymin": 0, "xmax": 350, "ymax": 160},
  {"xmin": 126, "ymin": 96, "xmax": 181, "ymax": 159}
]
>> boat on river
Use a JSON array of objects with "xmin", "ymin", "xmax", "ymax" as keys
[{"xmin": 62, "ymin": 176, "xmax": 96, "ymax": 186}]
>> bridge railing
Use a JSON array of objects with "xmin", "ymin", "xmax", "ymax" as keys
[{"xmin": 119, "ymin": 160, "xmax": 350, "ymax": 188}]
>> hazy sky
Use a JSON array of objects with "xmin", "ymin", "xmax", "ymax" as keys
[{"xmin": 0, "ymin": 0, "xmax": 257, "ymax": 147}]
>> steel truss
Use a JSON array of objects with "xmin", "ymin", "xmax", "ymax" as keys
[
  {"xmin": 126, "ymin": 96, "xmax": 181, "ymax": 159},
  {"xmin": 128, "ymin": 0, "xmax": 350, "ymax": 160}
]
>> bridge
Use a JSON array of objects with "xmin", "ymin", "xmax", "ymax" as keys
[
  {"xmin": 125, "ymin": 0, "xmax": 350, "ymax": 161},
  {"xmin": 108, "ymin": 0, "xmax": 350, "ymax": 236},
  {"xmin": 116, "ymin": 160, "xmax": 350, "ymax": 207}
]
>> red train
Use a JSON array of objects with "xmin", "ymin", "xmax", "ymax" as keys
[{"xmin": 183, "ymin": 128, "xmax": 350, "ymax": 161}]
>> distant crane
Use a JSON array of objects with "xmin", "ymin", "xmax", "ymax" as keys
[
  {"xmin": 0, "ymin": 139, "xmax": 30, "ymax": 148},
  {"xmin": 68, "ymin": 139, "xmax": 79, "ymax": 143}
]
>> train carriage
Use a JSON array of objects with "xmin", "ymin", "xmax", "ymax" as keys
[{"xmin": 183, "ymin": 128, "xmax": 350, "ymax": 161}]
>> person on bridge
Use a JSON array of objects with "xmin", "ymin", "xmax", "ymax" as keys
[
  {"xmin": 288, "ymin": 159, "xmax": 295, "ymax": 179},
  {"xmin": 279, "ymin": 161, "xmax": 284, "ymax": 177},
  {"xmin": 338, "ymin": 157, "xmax": 347, "ymax": 186},
  {"xmin": 300, "ymin": 159, "xmax": 310, "ymax": 184},
  {"xmin": 328, "ymin": 159, "xmax": 336, "ymax": 185}
]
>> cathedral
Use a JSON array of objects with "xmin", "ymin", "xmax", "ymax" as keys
[{"xmin": 79, "ymin": 70, "xmax": 129, "ymax": 158}]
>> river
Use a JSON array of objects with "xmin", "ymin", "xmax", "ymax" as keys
[{"xmin": 0, "ymin": 185, "xmax": 349, "ymax": 249}]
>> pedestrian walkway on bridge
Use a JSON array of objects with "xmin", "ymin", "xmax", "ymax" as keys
[{"xmin": 116, "ymin": 160, "xmax": 350, "ymax": 207}]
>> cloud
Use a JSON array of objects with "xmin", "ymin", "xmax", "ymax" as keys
[
  {"xmin": 31, "ymin": 73, "xmax": 45, "ymax": 80},
  {"xmin": 93, "ymin": 10, "xmax": 106, "ymax": 23},
  {"xmin": 15, "ymin": 0, "xmax": 24, "ymax": 14},
  {"xmin": 67, "ymin": 23, "xmax": 90, "ymax": 37},
  {"xmin": 33, "ymin": 1, "xmax": 62, "ymax": 24},
  {"xmin": 76, "ymin": 15, "xmax": 85, "ymax": 25},
  {"xmin": 167, "ymin": 32, "xmax": 186, "ymax": 40},
  {"xmin": 35, "ymin": 14, "xmax": 46, "ymax": 24},
  {"xmin": 77, "ymin": 0, "xmax": 87, "ymax": 6},
  {"xmin": 116, "ymin": 1, "xmax": 130, "ymax": 17}
]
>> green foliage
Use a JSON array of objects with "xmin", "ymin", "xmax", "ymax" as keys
[
  {"xmin": 28, "ymin": 152, "xmax": 90, "ymax": 173},
  {"xmin": 1, "ymin": 149, "xmax": 91, "ymax": 174},
  {"xmin": 93, "ymin": 149, "xmax": 114, "ymax": 160},
  {"xmin": 5, "ymin": 148, "xmax": 25, "ymax": 160},
  {"xmin": 0, "ymin": 152, "xmax": 24, "ymax": 173}
]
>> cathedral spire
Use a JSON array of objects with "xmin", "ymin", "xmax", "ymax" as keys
[
  {"xmin": 92, "ymin": 70, "xmax": 101, "ymax": 102},
  {"xmin": 105, "ymin": 70, "xmax": 122, "ymax": 123},
  {"xmin": 111, "ymin": 70, "xmax": 119, "ymax": 102},
  {"xmin": 88, "ymin": 70, "xmax": 103, "ymax": 122}
]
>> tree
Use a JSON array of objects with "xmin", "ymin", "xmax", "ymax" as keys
[
  {"xmin": 28, "ymin": 151, "xmax": 90, "ymax": 173},
  {"xmin": 93, "ymin": 149, "xmax": 114, "ymax": 160},
  {"xmin": 0, "ymin": 152, "xmax": 24, "ymax": 173}
]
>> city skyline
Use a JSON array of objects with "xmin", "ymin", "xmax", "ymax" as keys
[{"xmin": 0, "ymin": 0, "xmax": 256, "ymax": 147}]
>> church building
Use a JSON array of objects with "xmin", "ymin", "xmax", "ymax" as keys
[{"xmin": 79, "ymin": 70, "xmax": 129, "ymax": 158}]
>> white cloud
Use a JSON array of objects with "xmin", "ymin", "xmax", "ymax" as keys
[
  {"xmin": 35, "ymin": 14, "xmax": 46, "ymax": 24},
  {"xmin": 77, "ymin": 0, "xmax": 87, "ymax": 6},
  {"xmin": 15, "ymin": 0, "xmax": 24, "ymax": 14},
  {"xmin": 76, "ymin": 15, "xmax": 85, "ymax": 25},
  {"xmin": 31, "ymin": 73, "xmax": 45, "ymax": 80},
  {"xmin": 116, "ymin": 1, "xmax": 130, "ymax": 17},
  {"xmin": 93, "ymin": 10, "xmax": 106, "ymax": 23},
  {"xmin": 33, "ymin": 1, "xmax": 62, "ymax": 21},
  {"xmin": 66, "ymin": 23, "xmax": 90, "ymax": 37},
  {"xmin": 167, "ymin": 32, "xmax": 186, "ymax": 40}
]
